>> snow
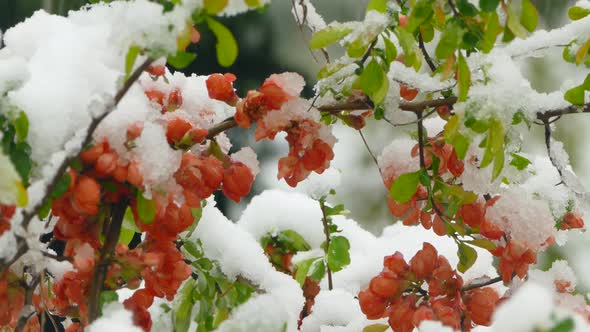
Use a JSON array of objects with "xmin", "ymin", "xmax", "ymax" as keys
[
  {"xmin": 231, "ymin": 147, "xmax": 260, "ymax": 176},
  {"xmin": 87, "ymin": 302, "xmax": 143, "ymax": 332},
  {"xmin": 297, "ymin": 167, "xmax": 341, "ymax": 200},
  {"xmin": 378, "ymin": 138, "xmax": 420, "ymax": 183},
  {"xmin": 529, "ymin": 260, "xmax": 577, "ymax": 293},
  {"xmin": 192, "ymin": 198, "xmax": 304, "ymax": 332},
  {"xmin": 299, "ymin": 289, "xmax": 363, "ymax": 332},
  {"xmin": 486, "ymin": 188, "xmax": 556, "ymax": 251},
  {"xmin": 291, "ymin": 0, "xmax": 327, "ymax": 32}
]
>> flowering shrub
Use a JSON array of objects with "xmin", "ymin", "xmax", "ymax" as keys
[{"xmin": 1, "ymin": 0, "xmax": 590, "ymax": 331}]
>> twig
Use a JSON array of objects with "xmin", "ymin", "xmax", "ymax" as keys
[
  {"xmin": 21, "ymin": 58, "xmax": 153, "ymax": 230},
  {"xmin": 461, "ymin": 276, "xmax": 503, "ymax": 292},
  {"xmin": 42, "ymin": 251, "xmax": 72, "ymax": 262},
  {"xmin": 360, "ymin": 39, "xmax": 378, "ymax": 65},
  {"xmin": 14, "ymin": 274, "xmax": 41, "ymax": 332},
  {"xmin": 0, "ymin": 58, "xmax": 153, "ymax": 275},
  {"xmin": 87, "ymin": 199, "xmax": 128, "ymax": 322},
  {"xmin": 417, "ymin": 110, "xmax": 426, "ymax": 169},
  {"xmin": 418, "ymin": 32, "xmax": 437, "ymax": 72},
  {"xmin": 318, "ymin": 200, "xmax": 333, "ymax": 290},
  {"xmin": 358, "ymin": 130, "xmax": 383, "ymax": 178},
  {"xmin": 448, "ymin": 0, "xmax": 460, "ymax": 16}
]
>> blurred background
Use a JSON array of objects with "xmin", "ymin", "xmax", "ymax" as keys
[{"xmin": 3, "ymin": 0, "xmax": 590, "ymax": 289}]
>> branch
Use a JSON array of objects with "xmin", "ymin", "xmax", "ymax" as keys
[
  {"xmin": 418, "ymin": 32, "xmax": 437, "ymax": 72},
  {"xmin": 448, "ymin": 0, "xmax": 460, "ymax": 16},
  {"xmin": 14, "ymin": 274, "xmax": 41, "ymax": 332},
  {"xmin": 319, "ymin": 200, "xmax": 333, "ymax": 290},
  {"xmin": 87, "ymin": 199, "xmax": 128, "ymax": 322},
  {"xmin": 359, "ymin": 130, "xmax": 383, "ymax": 179},
  {"xmin": 0, "ymin": 58, "xmax": 153, "ymax": 275},
  {"xmin": 20, "ymin": 58, "xmax": 153, "ymax": 230},
  {"xmin": 461, "ymin": 276, "xmax": 503, "ymax": 292}
]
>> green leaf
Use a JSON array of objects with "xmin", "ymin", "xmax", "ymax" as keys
[
  {"xmin": 327, "ymin": 236, "xmax": 351, "ymax": 272},
  {"xmin": 119, "ymin": 207, "xmax": 140, "ymax": 245},
  {"xmin": 206, "ymin": 17, "xmax": 239, "ymax": 67},
  {"xmin": 204, "ymin": 0, "xmax": 228, "ymax": 14},
  {"xmin": 453, "ymin": 134, "xmax": 470, "ymax": 160},
  {"xmin": 363, "ymin": 324, "xmax": 390, "ymax": 332},
  {"xmin": 137, "ymin": 191, "xmax": 156, "ymax": 224},
  {"xmin": 406, "ymin": 0, "xmax": 435, "ymax": 33},
  {"xmin": 309, "ymin": 26, "xmax": 353, "ymax": 50},
  {"xmin": 465, "ymin": 239, "xmax": 497, "ymax": 251},
  {"xmin": 167, "ymin": 51, "xmax": 197, "ymax": 69},
  {"xmin": 492, "ymin": 147, "xmax": 504, "ymax": 180},
  {"xmin": 317, "ymin": 63, "xmax": 347, "ymax": 79},
  {"xmin": 457, "ymin": 242, "xmax": 478, "ymax": 273},
  {"xmin": 38, "ymin": 200, "xmax": 52, "ymax": 220},
  {"xmin": 457, "ymin": 53, "xmax": 471, "ymax": 101},
  {"xmin": 308, "ymin": 258, "xmax": 326, "ymax": 281},
  {"xmin": 550, "ymin": 318, "xmax": 575, "ymax": 332},
  {"xmin": 507, "ymin": 5, "xmax": 528, "ymax": 39},
  {"xmin": 510, "ymin": 153, "xmax": 531, "ymax": 170},
  {"xmin": 174, "ymin": 279, "xmax": 196, "ymax": 332},
  {"xmin": 480, "ymin": 11, "xmax": 502, "ymax": 53},
  {"xmin": 125, "ymin": 46, "xmax": 141, "ymax": 81},
  {"xmin": 9, "ymin": 143, "xmax": 32, "ymax": 185},
  {"xmin": 479, "ymin": 0, "xmax": 500, "ymax": 12},
  {"xmin": 435, "ymin": 22, "xmax": 465, "ymax": 60},
  {"xmin": 99, "ymin": 291, "xmax": 119, "ymax": 313},
  {"xmin": 569, "ymin": 6, "xmax": 590, "ymax": 21},
  {"xmin": 389, "ymin": 171, "xmax": 421, "ymax": 204},
  {"xmin": 576, "ymin": 39, "xmax": 590, "ymax": 65},
  {"xmin": 277, "ymin": 230, "xmax": 312, "ymax": 252},
  {"xmin": 565, "ymin": 85, "xmax": 586, "ymax": 105},
  {"xmin": 520, "ymin": 0, "xmax": 538, "ymax": 33},
  {"xmin": 50, "ymin": 172, "xmax": 71, "ymax": 199},
  {"xmin": 13, "ymin": 112, "xmax": 29, "ymax": 143},
  {"xmin": 456, "ymin": 0, "xmax": 478, "ymax": 16},
  {"xmin": 383, "ymin": 37, "xmax": 398, "ymax": 65},
  {"xmin": 396, "ymin": 28, "xmax": 422, "ymax": 70},
  {"xmin": 295, "ymin": 257, "xmax": 321, "ymax": 286},
  {"xmin": 464, "ymin": 116, "xmax": 489, "ymax": 133},
  {"xmin": 366, "ymin": 0, "xmax": 388, "ymax": 13},
  {"xmin": 359, "ymin": 60, "xmax": 389, "ymax": 105}
]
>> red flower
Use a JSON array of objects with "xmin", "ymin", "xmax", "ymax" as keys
[
  {"xmin": 222, "ymin": 161, "xmax": 255, "ymax": 202},
  {"xmin": 206, "ymin": 73, "xmax": 239, "ymax": 106}
]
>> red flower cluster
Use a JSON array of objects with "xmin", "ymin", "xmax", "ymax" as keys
[
  {"xmin": 0, "ymin": 204, "xmax": 15, "ymax": 236},
  {"xmin": 359, "ymin": 243, "xmax": 500, "ymax": 331},
  {"xmin": 0, "ymin": 271, "xmax": 25, "ymax": 328}
]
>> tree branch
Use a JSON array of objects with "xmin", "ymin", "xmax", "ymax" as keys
[
  {"xmin": 461, "ymin": 276, "xmax": 503, "ymax": 292},
  {"xmin": 14, "ymin": 273, "xmax": 40, "ymax": 332},
  {"xmin": 87, "ymin": 199, "xmax": 128, "ymax": 322},
  {"xmin": 418, "ymin": 32, "xmax": 437, "ymax": 72},
  {"xmin": 20, "ymin": 58, "xmax": 153, "ymax": 231}
]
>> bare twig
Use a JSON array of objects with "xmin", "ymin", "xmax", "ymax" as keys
[
  {"xmin": 417, "ymin": 110, "xmax": 426, "ymax": 169},
  {"xmin": 462, "ymin": 276, "xmax": 503, "ymax": 292},
  {"xmin": 358, "ymin": 130, "xmax": 383, "ymax": 178},
  {"xmin": 448, "ymin": 0, "xmax": 460, "ymax": 16},
  {"xmin": 14, "ymin": 274, "xmax": 40, "ymax": 332},
  {"xmin": 418, "ymin": 32, "xmax": 437, "ymax": 72},
  {"xmin": 87, "ymin": 199, "xmax": 128, "ymax": 322}
]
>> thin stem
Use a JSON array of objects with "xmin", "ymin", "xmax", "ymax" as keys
[
  {"xmin": 14, "ymin": 274, "xmax": 40, "ymax": 332},
  {"xmin": 448, "ymin": 0, "xmax": 459, "ymax": 16},
  {"xmin": 319, "ymin": 200, "xmax": 333, "ymax": 290},
  {"xmin": 358, "ymin": 130, "xmax": 383, "ymax": 178},
  {"xmin": 87, "ymin": 199, "xmax": 128, "ymax": 322},
  {"xmin": 461, "ymin": 276, "xmax": 503, "ymax": 292},
  {"xmin": 418, "ymin": 32, "xmax": 437, "ymax": 72},
  {"xmin": 417, "ymin": 110, "xmax": 426, "ymax": 169}
]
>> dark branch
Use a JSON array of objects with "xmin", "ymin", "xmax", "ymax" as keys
[
  {"xmin": 418, "ymin": 32, "xmax": 437, "ymax": 72},
  {"xmin": 87, "ymin": 199, "xmax": 128, "ymax": 322},
  {"xmin": 14, "ymin": 274, "xmax": 40, "ymax": 332}
]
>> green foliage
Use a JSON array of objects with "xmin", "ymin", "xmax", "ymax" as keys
[
  {"xmin": 309, "ymin": 26, "xmax": 353, "ymax": 50},
  {"xmin": 136, "ymin": 191, "xmax": 156, "ymax": 224},
  {"xmin": 327, "ymin": 236, "xmax": 351, "ymax": 272},
  {"xmin": 390, "ymin": 171, "xmax": 421, "ymax": 204},
  {"xmin": 0, "ymin": 113, "xmax": 32, "ymax": 186},
  {"xmin": 168, "ymin": 51, "xmax": 197, "ymax": 69},
  {"xmin": 569, "ymin": 6, "xmax": 590, "ymax": 21},
  {"xmin": 457, "ymin": 242, "xmax": 478, "ymax": 273},
  {"xmin": 205, "ymin": 17, "xmax": 238, "ymax": 67},
  {"xmin": 359, "ymin": 60, "xmax": 389, "ymax": 105},
  {"xmin": 177, "ymin": 239, "xmax": 256, "ymax": 331}
]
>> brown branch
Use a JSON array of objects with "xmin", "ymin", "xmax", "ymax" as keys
[
  {"xmin": 462, "ymin": 276, "xmax": 503, "ymax": 292},
  {"xmin": 0, "ymin": 58, "xmax": 153, "ymax": 275},
  {"xmin": 537, "ymin": 103, "xmax": 590, "ymax": 122},
  {"xmin": 319, "ymin": 200, "xmax": 333, "ymax": 290},
  {"xmin": 416, "ymin": 110, "xmax": 426, "ymax": 169},
  {"xmin": 14, "ymin": 274, "xmax": 40, "ymax": 332},
  {"xmin": 87, "ymin": 199, "xmax": 128, "ymax": 322},
  {"xmin": 448, "ymin": 0, "xmax": 460, "ymax": 16},
  {"xmin": 20, "ymin": 58, "xmax": 153, "ymax": 231}
]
